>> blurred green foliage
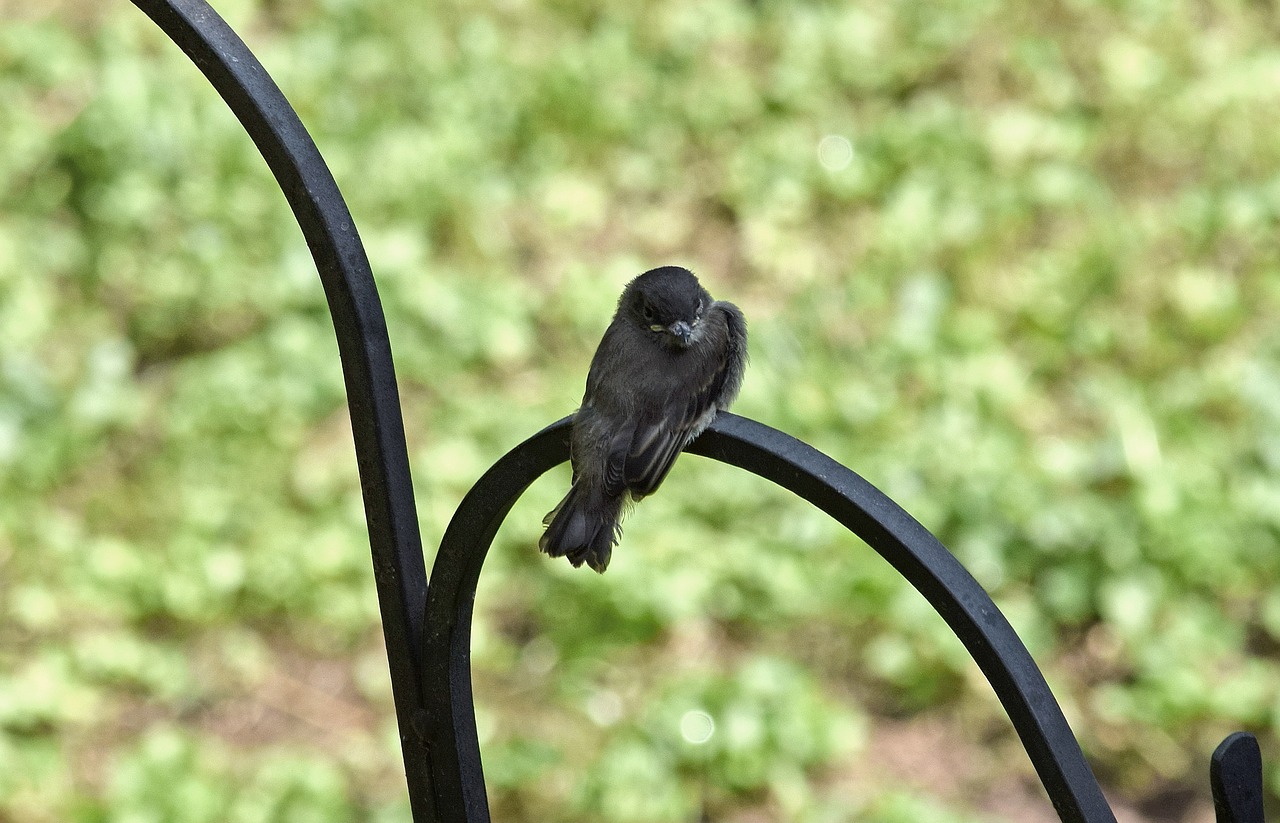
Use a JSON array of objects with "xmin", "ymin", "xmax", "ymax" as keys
[{"xmin": 5, "ymin": 0, "xmax": 1280, "ymax": 820}]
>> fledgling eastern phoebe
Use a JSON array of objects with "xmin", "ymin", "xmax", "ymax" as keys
[{"xmin": 540, "ymin": 266, "xmax": 748, "ymax": 572}]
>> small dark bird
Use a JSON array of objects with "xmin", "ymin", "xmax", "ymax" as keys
[{"xmin": 540, "ymin": 266, "xmax": 748, "ymax": 572}]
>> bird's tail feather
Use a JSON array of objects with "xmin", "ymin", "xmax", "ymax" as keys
[{"xmin": 540, "ymin": 484, "xmax": 622, "ymax": 573}]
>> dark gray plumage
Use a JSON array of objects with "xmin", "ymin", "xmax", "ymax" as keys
[{"xmin": 540, "ymin": 266, "xmax": 748, "ymax": 572}]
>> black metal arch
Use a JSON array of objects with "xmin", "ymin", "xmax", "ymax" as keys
[
  {"xmin": 122, "ymin": 1, "xmax": 1266, "ymax": 822},
  {"xmin": 427, "ymin": 413, "xmax": 1119, "ymax": 822}
]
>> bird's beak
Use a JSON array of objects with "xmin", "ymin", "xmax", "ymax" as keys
[{"xmin": 667, "ymin": 320, "xmax": 693, "ymax": 346}]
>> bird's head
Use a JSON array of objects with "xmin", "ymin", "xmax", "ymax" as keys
[{"xmin": 621, "ymin": 266, "xmax": 711, "ymax": 349}]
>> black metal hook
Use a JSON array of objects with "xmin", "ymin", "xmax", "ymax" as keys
[
  {"xmin": 126, "ymin": 0, "xmax": 435, "ymax": 817},
  {"xmin": 424, "ymin": 413, "xmax": 1118, "ymax": 823}
]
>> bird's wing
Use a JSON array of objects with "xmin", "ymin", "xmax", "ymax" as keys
[
  {"xmin": 620, "ymin": 412, "xmax": 689, "ymax": 499},
  {"xmin": 622, "ymin": 346, "xmax": 738, "ymax": 498},
  {"xmin": 599, "ymin": 423, "xmax": 633, "ymax": 499}
]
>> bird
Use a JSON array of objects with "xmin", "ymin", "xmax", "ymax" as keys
[{"xmin": 540, "ymin": 265, "xmax": 748, "ymax": 572}]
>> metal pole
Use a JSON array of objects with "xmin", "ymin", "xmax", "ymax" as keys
[{"xmin": 126, "ymin": 1, "xmax": 435, "ymax": 817}]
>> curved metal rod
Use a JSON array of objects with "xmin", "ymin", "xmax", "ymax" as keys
[
  {"xmin": 426, "ymin": 412, "xmax": 1119, "ymax": 823},
  {"xmin": 126, "ymin": 1, "xmax": 435, "ymax": 817}
]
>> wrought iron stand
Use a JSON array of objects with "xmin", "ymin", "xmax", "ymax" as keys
[{"xmin": 126, "ymin": 1, "xmax": 1268, "ymax": 820}]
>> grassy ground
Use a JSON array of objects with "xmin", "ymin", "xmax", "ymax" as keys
[{"xmin": 5, "ymin": 0, "xmax": 1280, "ymax": 820}]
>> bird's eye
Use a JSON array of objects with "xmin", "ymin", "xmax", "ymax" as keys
[
  {"xmin": 641, "ymin": 304, "xmax": 655, "ymax": 322},
  {"xmin": 695, "ymin": 299, "xmax": 705, "ymax": 318}
]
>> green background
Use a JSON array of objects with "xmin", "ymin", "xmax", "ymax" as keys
[{"xmin": 5, "ymin": 0, "xmax": 1280, "ymax": 820}]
